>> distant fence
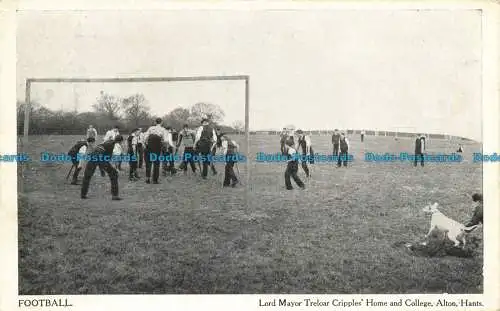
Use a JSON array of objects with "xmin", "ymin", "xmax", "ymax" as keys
[{"xmin": 252, "ymin": 130, "xmax": 474, "ymax": 142}]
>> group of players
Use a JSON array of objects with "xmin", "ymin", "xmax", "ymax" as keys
[
  {"xmin": 67, "ymin": 121, "xmax": 462, "ymax": 198},
  {"xmin": 67, "ymin": 122, "xmax": 484, "ymax": 246},
  {"xmin": 277, "ymin": 128, "xmax": 434, "ymax": 190},
  {"xmin": 278, "ymin": 128, "xmax": 352, "ymax": 190},
  {"xmin": 67, "ymin": 117, "xmax": 240, "ymax": 200}
]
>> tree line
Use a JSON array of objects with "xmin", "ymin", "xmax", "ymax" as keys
[{"xmin": 17, "ymin": 91, "xmax": 245, "ymax": 135}]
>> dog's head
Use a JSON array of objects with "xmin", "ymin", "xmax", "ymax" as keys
[{"xmin": 422, "ymin": 202, "xmax": 440, "ymax": 214}]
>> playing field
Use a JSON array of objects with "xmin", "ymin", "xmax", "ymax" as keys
[{"xmin": 18, "ymin": 134, "xmax": 483, "ymax": 294}]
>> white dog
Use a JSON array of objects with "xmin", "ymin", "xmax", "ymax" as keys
[{"xmin": 422, "ymin": 202, "xmax": 479, "ymax": 248}]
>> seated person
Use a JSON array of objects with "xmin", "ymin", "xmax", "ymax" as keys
[{"xmin": 466, "ymin": 193, "xmax": 483, "ymax": 227}]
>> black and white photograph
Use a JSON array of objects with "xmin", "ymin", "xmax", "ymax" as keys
[{"xmin": 2, "ymin": 1, "xmax": 500, "ymax": 310}]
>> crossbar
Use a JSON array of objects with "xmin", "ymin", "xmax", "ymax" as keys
[{"xmin": 28, "ymin": 75, "xmax": 249, "ymax": 84}]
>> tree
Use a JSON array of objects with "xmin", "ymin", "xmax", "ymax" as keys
[
  {"xmin": 162, "ymin": 107, "xmax": 191, "ymax": 130},
  {"xmin": 121, "ymin": 93, "xmax": 151, "ymax": 127},
  {"xmin": 169, "ymin": 107, "xmax": 191, "ymax": 123},
  {"xmin": 17, "ymin": 100, "xmax": 40, "ymax": 119},
  {"xmin": 189, "ymin": 102, "xmax": 225, "ymax": 124},
  {"xmin": 17, "ymin": 92, "xmax": 235, "ymax": 135},
  {"xmin": 232, "ymin": 120, "xmax": 245, "ymax": 133},
  {"xmin": 92, "ymin": 91, "xmax": 121, "ymax": 120},
  {"xmin": 17, "ymin": 100, "xmax": 52, "ymax": 135}
]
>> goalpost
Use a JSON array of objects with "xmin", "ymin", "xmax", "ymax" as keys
[{"xmin": 22, "ymin": 75, "xmax": 251, "ymax": 201}]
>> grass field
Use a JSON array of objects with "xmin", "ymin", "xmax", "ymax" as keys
[{"xmin": 18, "ymin": 134, "xmax": 483, "ymax": 294}]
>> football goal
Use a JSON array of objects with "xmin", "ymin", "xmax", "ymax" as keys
[{"xmin": 20, "ymin": 74, "xmax": 250, "ymax": 192}]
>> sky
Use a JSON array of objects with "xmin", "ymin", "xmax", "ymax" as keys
[{"xmin": 17, "ymin": 9, "xmax": 482, "ymax": 140}]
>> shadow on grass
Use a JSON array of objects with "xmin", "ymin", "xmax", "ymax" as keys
[{"xmin": 393, "ymin": 232, "xmax": 482, "ymax": 258}]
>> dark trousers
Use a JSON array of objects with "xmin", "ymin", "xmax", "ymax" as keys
[
  {"xmin": 337, "ymin": 149, "xmax": 348, "ymax": 167},
  {"xmin": 285, "ymin": 161, "xmax": 304, "ymax": 190},
  {"xmin": 81, "ymin": 159, "xmax": 119, "ymax": 197},
  {"xmin": 223, "ymin": 157, "xmax": 238, "ymax": 186},
  {"xmin": 414, "ymin": 152, "xmax": 424, "ymax": 167},
  {"xmin": 300, "ymin": 147, "xmax": 314, "ymax": 176},
  {"xmin": 145, "ymin": 137, "xmax": 162, "ymax": 183},
  {"xmin": 137, "ymin": 143, "xmax": 144, "ymax": 168},
  {"xmin": 115, "ymin": 145, "xmax": 122, "ymax": 170},
  {"xmin": 301, "ymin": 159, "xmax": 310, "ymax": 177},
  {"xmin": 361, "ymin": 134, "xmax": 364, "ymax": 142},
  {"xmin": 180, "ymin": 147, "xmax": 197, "ymax": 172},
  {"xmin": 145, "ymin": 147, "xmax": 161, "ymax": 182},
  {"xmin": 198, "ymin": 142, "xmax": 211, "ymax": 178},
  {"xmin": 210, "ymin": 146, "xmax": 217, "ymax": 174},
  {"xmin": 71, "ymin": 159, "xmax": 82, "ymax": 183},
  {"xmin": 333, "ymin": 144, "xmax": 339, "ymax": 156},
  {"xmin": 128, "ymin": 151, "xmax": 138, "ymax": 179},
  {"xmin": 161, "ymin": 146, "xmax": 176, "ymax": 175},
  {"xmin": 466, "ymin": 205, "xmax": 483, "ymax": 227},
  {"xmin": 70, "ymin": 155, "xmax": 104, "ymax": 179}
]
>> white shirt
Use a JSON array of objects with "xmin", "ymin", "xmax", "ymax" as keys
[
  {"xmin": 138, "ymin": 132, "xmax": 145, "ymax": 144},
  {"xmin": 77, "ymin": 145, "xmax": 88, "ymax": 169},
  {"xmin": 132, "ymin": 134, "xmax": 139, "ymax": 146},
  {"xmin": 113, "ymin": 143, "xmax": 123, "ymax": 156},
  {"xmin": 129, "ymin": 133, "xmax": 139, "ymax": 153},
  {"xmin": 144, "ymin": 125, "xmax": 169, "ymax": 145},
  {"xmin": 104, "ymin": 129, "xmax": 119, "ymax": 142},
  {"xmin": 221, "ymin": 139, "xmax": 239, "ymax": 155},
  {"xmin": 164, "ymin": 131, "xmax": 174, "ymax": 148},
  {"xmin": 78, "ymin": 145, "xmax": 87, "ymax": 155},
  {"xmin": 418, "ymin": 137, "xmax": 426, "ymax": 153},
  {"xmin": 342, "ymin": 137, "xmax": 350, "ymax": 150},
  {"xmin": 286, "ymin": 146, "xmax": 298, "ymax": 162},
  {"xmin": 194, "ymin": 125, "xmax": 217, "ymax": 145}
]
